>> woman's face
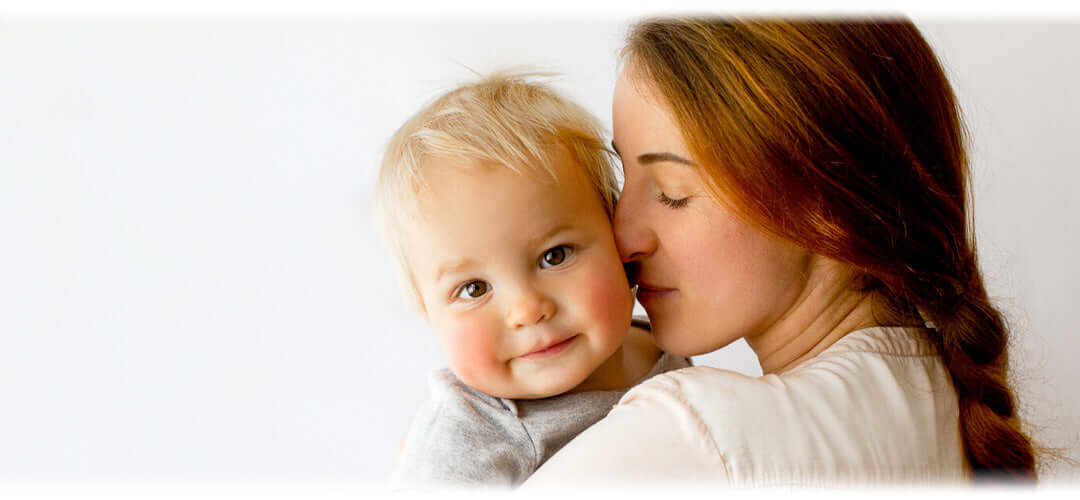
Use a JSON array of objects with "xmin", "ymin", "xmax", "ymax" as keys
[{"xmin": 611, "ymin": 66, "xmax": 814, "ymax": 357}]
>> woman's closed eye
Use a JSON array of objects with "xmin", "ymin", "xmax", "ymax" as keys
[
  {"xmin": 657, "ymin": 191, "xmax": 690, "ymax": 209},
  {"xmin": 539, "ymin": 244, "xmax": 575, "ymax": 269},
  {"xmin": 453, "ymin": 280, "xmax": 490, "ymax": 300}
]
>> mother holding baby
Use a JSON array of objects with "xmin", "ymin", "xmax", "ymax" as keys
[{"xmin": 527, "ymin": 18, "xmax": 1037, "ymax": 484}]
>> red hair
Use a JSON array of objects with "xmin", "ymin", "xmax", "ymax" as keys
[{"xmin": 624, "ymin": 18, "xmax": 1036, "ymax": 480}]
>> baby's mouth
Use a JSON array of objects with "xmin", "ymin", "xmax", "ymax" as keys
[{"xmin": 520, "ymin": 335, "xmax": 579, "ymax": 360}]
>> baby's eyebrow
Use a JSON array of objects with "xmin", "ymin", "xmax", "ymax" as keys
[
  {"xmin": 526, "ymin": 224, "xmax": 574, "ymax": 251},
  {"xmin": 436, "ymin": 259, "xmax": 477, "ymax": 282}
]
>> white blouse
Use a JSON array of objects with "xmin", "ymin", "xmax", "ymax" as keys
[{"xmin": 525, "ymin": 326, "xmax": 969, "ymax": 486}]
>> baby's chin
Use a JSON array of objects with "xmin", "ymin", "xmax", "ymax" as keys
[{"xmin": 461, "ymin": 371, "xmax": 590, "ymax": 400}]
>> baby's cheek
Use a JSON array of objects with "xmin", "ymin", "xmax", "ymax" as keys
[
  {"xmin": 580, "ymin": 262, "xmax": 634, "ymax": 332},
  {"xmin": 440, "ymin": 317, "xmax": 501, "ymax": 385}
]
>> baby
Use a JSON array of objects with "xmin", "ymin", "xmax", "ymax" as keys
[{"xmin": 375, "ymin": 73, "xmax": 690, "ymax": 488}]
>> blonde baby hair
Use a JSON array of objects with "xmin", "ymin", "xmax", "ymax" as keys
[{"xmin": 374, "ymin": 72, "xmax": 619, "ymax": 315}]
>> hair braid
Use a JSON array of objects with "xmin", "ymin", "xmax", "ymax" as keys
[
  {"xmin": 915, "ymin": 261, "xmax": 1036, "ymax": 479},
  {"xmin": 625, "ymin": 17, "xmax": 1042, "ymax": 481}
]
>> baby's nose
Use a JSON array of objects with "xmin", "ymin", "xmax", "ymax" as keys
[{"xmin": 506, "ymin": 291, "xmax": 556, "ymax": 329}]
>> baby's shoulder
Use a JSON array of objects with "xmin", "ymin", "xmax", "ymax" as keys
[
  {"xmin": 426, "ymin": 368, "xmax": 509, "ymax": 412},
  {"xmin": 395, "ymin": 370, "xmax": 534, "ymax": 487},
  {"xmin": 405, "ymin": 369, "xmax": 528, "ymax": 452}
]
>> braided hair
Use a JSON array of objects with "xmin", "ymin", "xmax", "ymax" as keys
[{"xmin": 624, "ymin": 18, "xmax": 1036, "ymax": 479}]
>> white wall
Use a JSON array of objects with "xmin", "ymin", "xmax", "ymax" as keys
[
  {"xmin": 0, "ymin": 19, "xmax": 1076, "ymax": 484},
  {"xmin": 918, "ymin": 21, "xmax": 1080, "ymax": 479}
]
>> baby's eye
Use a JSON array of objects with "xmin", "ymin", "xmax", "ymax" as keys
[
  {"xmin": 454, "ymin": 280, "xmax": 490, "ymax": 300},
  {"xmin": 540, "ymin": 245, "xmax": 573, "ymax": 269}
]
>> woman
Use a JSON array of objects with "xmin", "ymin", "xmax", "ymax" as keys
[{"xmin": 526, "ymin": 18, "xmax": 1036, "ymax": 485}]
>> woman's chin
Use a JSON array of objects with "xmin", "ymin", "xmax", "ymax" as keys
[
  {"xmin": 652, "ymin": 321, "xmax": 738, "ymax": 358},
  {"xmin": 649, "ymin": 322, "xmax": 699, "ymax": 358}
]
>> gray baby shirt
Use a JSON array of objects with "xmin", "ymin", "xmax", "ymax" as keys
[{"xmin": 390, "ymin": 348, "xmax": 691, "ymax": 489}]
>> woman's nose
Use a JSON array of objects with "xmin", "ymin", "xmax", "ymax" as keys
[
  {"xmin": 506, "ymin": 288, "xmax": 556, "ymax": 329},
  {"xmin": 613, "ymin": 189, "xmax": 657, "ymax": 264}
]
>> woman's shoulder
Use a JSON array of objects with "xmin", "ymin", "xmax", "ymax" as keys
[
  {"xmin": 617, "ymin": 365, "xmax": 788, "ymax": 433},
  {"xmin": 622, "ymin": 326, "xmax": 949, "ymax": 418},
  {"xmin": 610, "ymin": 327, "xmax": 963, "ymax": 480},
  {"xmin": 621, "ymin": 365, "xmax": 757, "ymax": 404},
  {"xmin": 528, "ymin": 327, "xmax": 965, "ymax": 485},
  {"xmin": 615, "ymin": 365, "xmax": 787, "ymax": 454}
]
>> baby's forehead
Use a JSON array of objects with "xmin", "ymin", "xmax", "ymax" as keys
[
  {"xmin": 418, "ymin": 152, "xmax": 561, "ymax": 185},
  {"xmin": 405, "ymin": 156, "xmax": 568, "ymax": 206},
  {"xmin": 411, "ymin": 165, "xmax": 575, "ymax": 214},
  {"xmin": 403, "ymin": 158, "xmax": 603, "ymax": 232}
]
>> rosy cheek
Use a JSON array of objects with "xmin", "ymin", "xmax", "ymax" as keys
[
  {"xmin": 579, "ymin": 260, "xmax": 633, "ymax": 334},
  {"xmin": 439, "ymin": 315, "xmax": 500, "ymax": 384}
]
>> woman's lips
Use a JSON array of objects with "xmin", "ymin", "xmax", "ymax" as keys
[
  {"xmin": 635, "ymin": 281, "xmax": 676, "ymax": 303},
  {"xmin": 636, "ymin": 280, "xmax": 675, "ymax": 293},
  {"xmin": 519, "ymin": 335, "xmax": 578, "ymax": 360}
]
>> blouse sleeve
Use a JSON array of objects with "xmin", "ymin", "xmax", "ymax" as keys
[{"xmin": 523, "ymin": 369, "xmax": 733, "ymax": 486}]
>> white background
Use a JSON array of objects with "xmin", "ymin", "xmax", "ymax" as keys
[{"xmin": 1, "ymin": 17, "xmax": 1077, "ymax": 485}]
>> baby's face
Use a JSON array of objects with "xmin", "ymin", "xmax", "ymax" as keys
[{"xmin": 404, "ymin": 148, "xmax": 634, "ymax": 399}]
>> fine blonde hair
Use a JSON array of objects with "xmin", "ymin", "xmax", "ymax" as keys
[{"xmin": 374, "ymin": 72, "xmax": 618, "ymax": 315}]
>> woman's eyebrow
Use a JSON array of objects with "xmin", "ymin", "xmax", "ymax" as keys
[
  {"xmin": 638, "ymin": 152, "xmax": 695, "ymax": 166},
  {"xmin": 611, "ymin": 140, "xmax": 694, "ymax": 166}
]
